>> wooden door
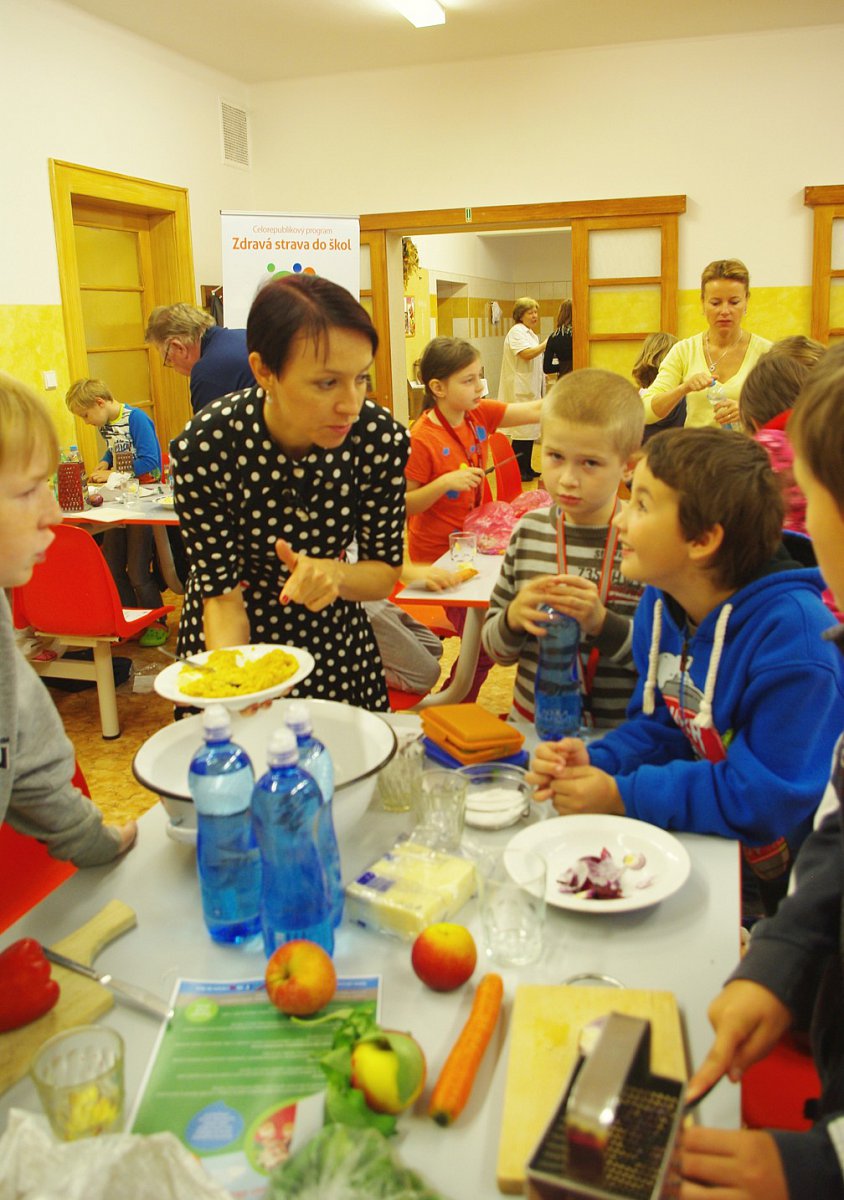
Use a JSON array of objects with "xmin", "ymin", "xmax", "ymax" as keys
[
  {"xmin": 571, "ymin": 213, "xmax": 679, "ymax": 377},
  {"xmin": 360, "ymin": 230, "xmax": 392, "ymax": 411},
  {"xmin": 50, "ymin": 161, "xmax": 195, "ymax": 469}
]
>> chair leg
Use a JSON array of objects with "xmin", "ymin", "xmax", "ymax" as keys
[{"xmin": 92, "ymin": 642, "xmax": 120, "ymax": 739}]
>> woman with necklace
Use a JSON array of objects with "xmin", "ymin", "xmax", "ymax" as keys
[
  {"xmin": 640, "ymin": 259, "xmax": 771, "ymax": 430},
  {"xmin": 171, "ymin": 274, "xmax": 409, "ymax": 711}
]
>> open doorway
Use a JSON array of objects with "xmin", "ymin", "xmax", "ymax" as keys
[{"xmin": 360, "ymin": 196, "xmax": 684, "ymax": 422}]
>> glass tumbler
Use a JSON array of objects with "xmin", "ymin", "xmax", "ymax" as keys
[{"xmin": 31, "ymin": 1025, "xmax": 124, "ymax": 1140}]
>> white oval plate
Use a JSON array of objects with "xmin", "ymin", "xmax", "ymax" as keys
[
  {"xmin": 153, "ymin": 643, "xmax": 314, "ymax": 711},
  {"xmin": 506, "ymin": 814, "xmax": 691, "ymax": 913},
  {"xmin": 133, "ymin": 698, "xmax": 397, "ymax": 843}
]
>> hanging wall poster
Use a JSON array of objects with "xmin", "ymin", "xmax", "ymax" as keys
[{"xmin": 221, "ymin": 212, "xmax": 360, "ymax": 328}]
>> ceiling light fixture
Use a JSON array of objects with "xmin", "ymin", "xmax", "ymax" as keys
[{"xmin": 393, "ymin": 0, "xmax": 446, "ymax": 29}]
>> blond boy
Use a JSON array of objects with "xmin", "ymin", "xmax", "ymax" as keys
[
  {"xmin": 65, "ymin": 378, "xmax": 166, "ymax": 637},
  {"xmin": 482, "ymin": 369, "xmax": 645, "ymax": 728},
  {"xmin": 0, "ymin": 372, "xmax": 135, "ymax": 862}
]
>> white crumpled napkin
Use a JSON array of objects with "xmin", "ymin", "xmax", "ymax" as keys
[{"xmin": 0, "ymin": 1110, "xmax": 231, "ymax": 1200}]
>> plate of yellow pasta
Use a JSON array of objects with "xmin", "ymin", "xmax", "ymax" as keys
[{"xmin": 154, "ymin": 643, "xmax": 315, "ymax": 710}]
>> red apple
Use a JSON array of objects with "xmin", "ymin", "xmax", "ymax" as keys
[
  {"xmin": 265, "ymin": 939, "xmax": 336, "ymax": 1016},
  {"xmin": 411, "ymin": 922, "xmax": 477, "ymax": 992},
  {"xmin": 88, "ymin": 493, "xmax": 104, "ymax": 507},
  {"xmin": 350, "ymin": 1030, "xmax": 426, "ymax": 1114}
]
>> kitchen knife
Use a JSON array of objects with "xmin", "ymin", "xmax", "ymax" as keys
[{"xmin": 42, "ymin": 946, "xmax": 173, "ymax": 1021}]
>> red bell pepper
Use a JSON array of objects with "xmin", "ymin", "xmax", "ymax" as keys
[{"xmin": 0, "ymin": 938, "xmax": 61, "ymax": 1032}]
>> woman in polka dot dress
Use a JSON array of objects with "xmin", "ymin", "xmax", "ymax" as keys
[
  {"xmin": 172, "ymin": 275, "xmax": 408, "ymax": 711},
  {"xmin": 405, "ymin": 336, "xmax": 541, "ymax": 700}
]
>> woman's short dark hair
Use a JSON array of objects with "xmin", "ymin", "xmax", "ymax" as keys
[
  {"xmin": 644, "ymin": 428, "xmax": 783, "ymax": 590},
  {"xmin": 247, "ymin": 274, "xmax": 378, "ymax": 377}
]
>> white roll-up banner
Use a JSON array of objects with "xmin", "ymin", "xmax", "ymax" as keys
[{"xmin": 220, "ymin": 211, "xmax": 360, "ymax": 328}]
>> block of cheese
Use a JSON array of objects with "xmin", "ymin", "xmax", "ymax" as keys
[{"xmin": 345, "ymin": 839, "xmax": 478, "ymax": 939}]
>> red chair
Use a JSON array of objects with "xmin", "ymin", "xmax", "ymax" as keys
[
  {"xmin": 12, "ymin": 524, "xmax": 173, "ymax": 739},
  {"xmin": 488, "ymin": 431, "xmax": 524, "ymax": 503},
  {"xmin": 0, "ymin": 763, "xmax": 89, "ymax": 932},
  {"xmin": 741, "ymin": 1032, "xmax": 820, "ymax": 1132}
]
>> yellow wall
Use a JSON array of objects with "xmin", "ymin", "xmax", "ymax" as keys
[
  {"xmin": 0, "ymin": 305, "xmax": 76, "ymax": 450},
  {"xmin": 404, "ymin": 266, "xmax": 431, "ymax": 382}
]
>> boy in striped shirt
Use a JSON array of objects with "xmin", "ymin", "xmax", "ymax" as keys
[{"xmin": 482, "ymin": 369, "xmax": 644, "ymax": 728}]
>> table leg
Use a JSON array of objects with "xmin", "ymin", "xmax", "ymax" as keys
[{"xmin": 417, "ymin": 608, "xmax": 482, "ymax": 707}]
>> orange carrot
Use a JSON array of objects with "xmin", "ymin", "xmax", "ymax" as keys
[{"xmin": 428, "ymin": 972, "xmax": 504, "ymax": 1126}]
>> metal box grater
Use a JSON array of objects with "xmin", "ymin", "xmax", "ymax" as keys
[{"xmin": 525, "ymin": 1013, "xmax": 686, "ymax": 1200}]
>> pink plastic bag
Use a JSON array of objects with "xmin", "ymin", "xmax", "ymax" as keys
[
  {"xmin": 510, "ymin": 489, "xmax": 552, "ymax": 517},
  {"xmin": 463, "ymin": 490, "xmax": 553, "ymax": 554}
]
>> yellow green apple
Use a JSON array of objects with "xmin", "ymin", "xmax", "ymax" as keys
[
  {"xmin": 411, "ymin": 922, "xmax": 477, "ymax": 992},
  {"xmin": 265, "ymin": 939, "xmax": 336, "ymax": 1016},
  {"xmin": 350, "ymin": 1030, "xmax": 426, "ymax": 1114}
]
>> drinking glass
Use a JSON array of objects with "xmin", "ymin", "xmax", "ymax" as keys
[
  {"xmin": 480, "ymin": 848, "xmax": 546, "ymax": 966},
  {"xmin": 31, "ymin": 1025, "xmax": 124, "ymax": 1140},
  {"xmin": 413, "ymin": 768, "xmax": 467, "ymax": 852},
  {"xmin": 448, "ymin": 532, "xmax": 478, "ymax": 563}
]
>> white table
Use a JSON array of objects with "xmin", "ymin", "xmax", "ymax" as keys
[
  {"xmin": 0, "ymin": 797, "xmax": 741, "ymax": 1199},
  {"xmin": 395, "ymin": 552, "xmax": 503, "ymax": 706},
  {"xmin": 63, "ymin": 489, "xmax": 183, "ymax": 595}
]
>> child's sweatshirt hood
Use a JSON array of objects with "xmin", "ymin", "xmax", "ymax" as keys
[{"xmin": 641, "ymin": 554, "xmax": 828, "ymax": 731}]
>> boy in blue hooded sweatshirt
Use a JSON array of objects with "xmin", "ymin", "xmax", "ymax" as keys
[
  {"xmin": 530, "ymin": 427, "xmax": 844, "ymax": 911},
  {"xmin": 678, "ymin": 344, "xmax": 844, "ymax": 1200}
]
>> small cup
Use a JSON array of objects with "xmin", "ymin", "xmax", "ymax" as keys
[
  {"xmin": 413, "ymin": 768, "xmax": 468, "ymax": 852},
  {"xmin": 480, "ymin": 848, "xmax": 546, "ymax": 966},
  {"xmin": 448, "ymin": 531, "xmax": 478, "ymax": 564},
  {"xmin": 31, "ymin": 1025, "xmax": 124, "ymax": 1140},
  {"xmin": 376, "ymin": 731, "xmax": 424, "ymax": 813}
]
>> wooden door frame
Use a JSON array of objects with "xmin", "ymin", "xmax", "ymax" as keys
[
  {"xmin": 361, "ymin": 195, "xmax": 686, "ymax": 416},
  {"xmin": 49, "ymin": 160, "xmax": 196, "ymax": 463},
  {"xmin": 804, "ymin": 185, "xmax": 844, "ymax": 343}
]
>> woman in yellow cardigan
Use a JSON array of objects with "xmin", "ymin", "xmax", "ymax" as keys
[{"xmin": 641, "ymin": 259, "xmax": 771, "ymax": 430}]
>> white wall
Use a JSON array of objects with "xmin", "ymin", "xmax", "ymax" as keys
[
  {"xmin": 1, "ymin": 0, "xmax": 255, "ymax": 304},
  {"xmin": 414, "ymin": 232, "xmax": 571, "ymax": 284},
  {"xmin": 251, "ymin": 24, "xmax": 844, "ymax": 289}
]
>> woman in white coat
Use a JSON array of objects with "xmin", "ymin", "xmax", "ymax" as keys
[{"xmin": 498, "ymin": 297, "xmax": 547, "ymax": 480}]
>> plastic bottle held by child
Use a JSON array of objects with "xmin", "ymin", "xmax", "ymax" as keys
[
  {"xmin": 188, "ymin": 705, "xmax": 261, "ymax": 944},
  {"xmin": 251, "ymin": 726, "xmax": 334, "ymax": 958},
  {"xmin": 534, "ymin": 604, "xmax": 583, "ymax": 740},
  {"xmin": 284, "ymin": 700, "xmax": 344, "ymax": 927}
]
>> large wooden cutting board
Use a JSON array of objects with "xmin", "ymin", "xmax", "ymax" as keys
[
  {"xmin": 496, "ymin": 984, "xmax": 688, "ymax": 1194},
  {"xmin": 0, "ymin": 899, "xmax": 136, "ymax": 1095}
]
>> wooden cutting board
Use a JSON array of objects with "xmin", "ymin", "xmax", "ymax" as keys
[
  {"xmin": 0, "ymin": 899, "xmax": 136, "ymax": 1095},
  {"xmin": 496, "ymin": 984, "xmax": 688, "ymax": 1194}
]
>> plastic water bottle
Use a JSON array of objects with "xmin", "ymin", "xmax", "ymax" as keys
[
  {"xmin": 251, "ymin": 726, "xmax": 334, "ymax": 958},
  {"xmin": 708, "ymin": 380, "xmax": 733, "ymax": 429},
  {"xmin": 188, "ymin": 705, "xmax": 261, "ymax": 944},
  {"xmin": 284, "ymin": 701, "xmax": 344, "ymax": 927},
  {"xmin": 534, "ymin": 605, "xmax": 583, "ymax": 740}
]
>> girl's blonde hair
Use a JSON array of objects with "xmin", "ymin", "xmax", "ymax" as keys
[
  {"xmin": 416, "ymin": 337, "xmax": 481, "ymax": 410},
  {"xmin": 0, "ymin": 372, "xmax": 59, "ymax": 473},
  {"xmin": 632, "ymin": 332, "xmax": 679, "ymax": 389}
]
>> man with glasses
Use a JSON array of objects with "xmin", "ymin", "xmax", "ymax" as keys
[{"xmin": 145, "ymin": 303, "xmax": 254, "ymax": 414}]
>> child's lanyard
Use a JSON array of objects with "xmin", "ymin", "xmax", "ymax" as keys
[
  {"xmin": 555, "ymin": 499, "xmax": 621, "ymax": 697},
  {"xmin": 432, "ymin": 408, "xmax": 485, "ymax": 507}
]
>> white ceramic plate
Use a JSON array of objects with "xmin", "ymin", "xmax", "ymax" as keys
[
  {"xmin": 153, "ymin": 643, "xmax": 314, "ymax": 711},
  {"xmin": 506, "ymin": 815, "xmax": 691, "ymax": 913},
  {"xmin": 133, "ymin": 698, "xmax": 397, "ymax": 844}
]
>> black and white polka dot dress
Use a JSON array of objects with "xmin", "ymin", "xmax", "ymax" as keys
[{"xmin": 171, "ymin": 388, "xmax": 409, "ymax": 711}]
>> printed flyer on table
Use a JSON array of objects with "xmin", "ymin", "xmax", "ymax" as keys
[{"xmin": 130, "ymin": 975, "xmax": 381, "ymax": 1199}]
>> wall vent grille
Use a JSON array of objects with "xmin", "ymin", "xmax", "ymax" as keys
[{"xmin": 220, "ymin": 99, "xmax": 250, "ymax": 169}]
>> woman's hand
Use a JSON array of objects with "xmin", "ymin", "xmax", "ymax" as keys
[
  {"xmin": 423, "ymin": 565, "xmax": 464, "ymax": 591},
  {"xmin": 713, "ymin": 398, "xmax": 740, "ymax": 427},
  {"xmin": 275, "ymin": 539, "xmax": 344, "ymax": 612},
  {"xmin": 684, "ymin": 370, "xmax": 715, "ymax": 395}
]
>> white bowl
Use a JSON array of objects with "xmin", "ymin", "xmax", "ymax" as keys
[{"xmin": 133, "ymin": 699, "xmax": 397, "ymax": 845}]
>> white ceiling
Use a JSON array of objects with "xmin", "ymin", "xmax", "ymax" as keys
[{"xmin": 59, "ymin": 0, "xmax": 844, "ymax": 84}]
